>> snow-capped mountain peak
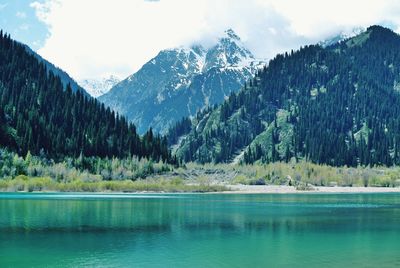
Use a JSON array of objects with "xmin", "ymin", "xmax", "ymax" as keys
[
  {"xmin": 99, "ymin": 29, "xmax": 266, "ymax": 134},
  {"xmin": 79, "ymin": 75, "xmax": 121, "ymax": 98},
  {"xmin": 202, "ymin": 29, "xmax": 255, "ymax": 72}
]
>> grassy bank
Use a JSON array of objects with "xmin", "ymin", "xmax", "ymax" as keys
[
  {"xmin": 175, "ymin": 161, "xmax": 400, "ymax": 188},
  {"xmin": 1, "ymin": 149, "xmax": 400, "ymax": 193},
  {"xmin": 0, "ymin": 149, "xmax": 228, "ymax": 192},
  {"xmin": 232, "ymin": 162, "xmax": 400, "ymax": 188},
  {"xmin": 0, "ymin": 176, "xmax": 228, "ymax": 193}
]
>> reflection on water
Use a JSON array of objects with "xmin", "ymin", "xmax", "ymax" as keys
[{"xmin": 1, "ymin": 193, "xmax": 400, "ymax": 267}]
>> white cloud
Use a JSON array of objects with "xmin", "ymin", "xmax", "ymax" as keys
[
  {"xmin": 266, "ymin": 0, "xmax": 400, "ymax": 37},
  {"xmin": 16, "ymin": 11, "xmax": 27, "ymax": 19},
  {"xmin": 31, "ymin": 0, "xmax": 400, "ymax": 80},
  {"xmin": 19, "ymin": 24, "xmax": 30, "ymax": 31}
]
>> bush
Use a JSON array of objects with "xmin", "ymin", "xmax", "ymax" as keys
[
  {"xmin": 249, "ymin": 178, "xmax": 266, "ymax": 185},
  {"xmin": 14, "ymin": 175, "xmax": 28, "ymax": 181},
  {"xmin": 296, "ymin": 183, "xmax": 314, "ymax": 191},
  {"xmin": 232, "ymin": 175, "xmax": 249, "ymax": 184}
]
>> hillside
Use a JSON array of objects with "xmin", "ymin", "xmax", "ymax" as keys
[
  {"xmin": 176, "ymin": 25, "xmax": 400, "ymax": 167},
  {"xmin": 0, "ymin": 31, "xmax": 170, "ymax": 162},
  {"xmin": 99, "ymin": 29, "xmax": 264, "ymax": 134}
]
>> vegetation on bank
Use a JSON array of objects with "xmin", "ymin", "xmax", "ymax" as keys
[
  {"xmin": 1, "ymin": 149, "xmax": 400, "ymax": 192},
  {"xmin": 0, "ymin": 176, "xmax": 228, "ymax": 193},
  {"xmin": 0, "ymin": 149, "xmax": 172, "ymax": 181},
  {"xmin": 179, "ymin": 161, "xmax": 400, "ymax": 188},
  {"xmin": 0, "ymin": 149, "xmax": 226, "ymax": 192}
]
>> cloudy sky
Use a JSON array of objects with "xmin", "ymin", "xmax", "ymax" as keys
[{"xmin": 1, "ymin": 0, "xmax": 400, "ymax": 80}]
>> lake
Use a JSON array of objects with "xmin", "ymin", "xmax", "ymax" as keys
[{"xmin": 0, "ymin": 193, "xmax": 400, "ymax": 267}]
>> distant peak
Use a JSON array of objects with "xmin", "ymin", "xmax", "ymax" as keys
[
  {"xmin": 79, "ymin": 75, "xmax": 121, "ymax": 98},
  {"xmin": 224, "ymin": 28, "xmax": 241, "ymax": 41}
]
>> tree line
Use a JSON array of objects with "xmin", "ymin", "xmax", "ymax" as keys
[
  {"xmin": 0, "ymin": 31, "xmax": 173, "ymax": 163},
  {"xmin": 177, "ymin": 25, "xmax": 400, "ymax": 167}
]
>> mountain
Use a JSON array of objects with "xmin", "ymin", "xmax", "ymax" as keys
[
  {"xmin": 79, "ymin": 75, "xmax": 121, "ymax": 98},
  {"xmin": 0, "ymin": 31, "xmax": 171, "ymax": 162},
  {"xmin": 23, "ymin": 45, "xmax": 89, "ymax": 97},
  {"xmin": 175, "ymin": 25, "xmax": 400, "ymax": 167},
  {"xmin": 99, "ymin": 29, "xmax": 265, "ymax": 135}
]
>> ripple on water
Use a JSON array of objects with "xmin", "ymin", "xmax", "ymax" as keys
[{"xmin": 0, "ymin": 193, "xmax": 188, "ymax": 200}]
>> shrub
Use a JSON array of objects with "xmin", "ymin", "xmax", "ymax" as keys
[
  {"xmin": 14, "ymin": 175, "xmax": 28, "ymax": 181},
  {"xmin": 249, "ymin": 178, "xmax": 266, "ymax": 185}
]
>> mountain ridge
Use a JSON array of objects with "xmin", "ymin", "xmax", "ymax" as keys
[
  {"xmin": 174, "ymin": 25, "xmax": 400, "ymax": 167},
  {"xmin": 99, "ymin": 29, "xmax": 265, "ymax": 134}
]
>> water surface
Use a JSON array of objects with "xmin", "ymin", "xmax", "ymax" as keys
[{"xmin": 1, "ymin": 193, "xmax": 400, "ymax": 267}]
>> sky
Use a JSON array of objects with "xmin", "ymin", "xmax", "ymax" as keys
[
  {"xmin": 1, "ymin": 0, "xmax": 400, "ymax": 81},
  {"xmin": 0, "ymin": 0, "xmax": 47, "ymax": 50}
]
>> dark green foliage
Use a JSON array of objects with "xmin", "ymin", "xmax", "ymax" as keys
[
  {"xmin": 166, "ymin": 117, "xmax": 192, "ymax": 145},
  {"xmin": 0, "ymin": 149, "xmax": 172, "ymax": 181},
  {"xmin": 0, "ymin": 31, "xmax": 171, "ymax": 162},
  {"xmin": 177, "ymin": 25, "xmax": 400, "ymax": 167},
  {"xmin": 0, "ymin": 105, "xmax": 16, "ymax": 148}
]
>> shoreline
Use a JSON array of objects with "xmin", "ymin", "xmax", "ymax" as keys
[
  {"xmin": 1, "ymin": 185, "xmax": 400, "ymax": 194},
  {"xmin": 223, "ymin": 185, "xmax": 400, "ymax": 194}
]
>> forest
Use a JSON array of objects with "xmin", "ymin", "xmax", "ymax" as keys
[
  {"xmin": 176, "ymin": 26, "xmax": 400, "ymax": 167},
  {"xmin": 0, "ymin": 31, "xmax": 172, "ymax": 162},
  {"xmin": 3, "ymin": 26, "xmax": 400, "ymax": 192}
]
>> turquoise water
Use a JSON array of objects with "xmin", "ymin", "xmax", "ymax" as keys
[{"xmin": 0, "ymin": 193, "xmax": 400, "ymax": 267}]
